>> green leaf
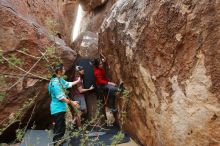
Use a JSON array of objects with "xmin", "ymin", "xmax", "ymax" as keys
[
  {"xmin": 0, "ymin": 49, "xmax": 4, "ymax": 63},
  {"xmin": 111, "ymin": 131, "xmax": 125, "ymax": 146},
  {"xmin": 0, "ymin": 92, "xmax": 6, "ymax": 102},
  {"xmin": 8, "ymin": 54, "xmax": 23, "ymax": 67},
  {"xmin": 20, "ymin": 48, "xmax": 28, "ymax": 53}
]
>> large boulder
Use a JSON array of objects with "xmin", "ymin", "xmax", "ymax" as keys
[
  {"xmin": 79, "ymin": 0, "xmax": 108, "ymax": 11},
  {"xmin": 80, "ymin": 0, "xmax": 116, "ymax": 33},
  {"xmin": 0, "ymin": 0, "xmax": 77, "ymax": 142},
  {"xmin": 72, "ymin": 31, "xmax": 99, "ymax": 59},
  {"xmin": 60, "ymin": 0, "xmax": 78, "ymax": 45},
  {"xmin": 99, "ymin": 0, "xmax": 220, "ymax": 146}
]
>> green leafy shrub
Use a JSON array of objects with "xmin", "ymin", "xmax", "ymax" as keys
[
  {"xmin": 44, "ymin": 17, "xmax": 59, "ymax": 35},
  {"xmin": 111, "ymin": 131, "xmax": 125, "ymax": 146},
  {"xmin": 0, "ymin": 91, "xmax": 6, "ymax": 102},
  {"xmin": 8, "ymin": 54, "xmax": 23, "ymax": 67},
  {"xmin": 46, "ymin": 46, "xmax": 56, "ymax": 58},
  {"xmin": 0, "ymin": 49, "xmax": 4, "ymax": 63},
  {"xmin": 16, "ymin": 128, "xmax": 25, "ymax": 142}
]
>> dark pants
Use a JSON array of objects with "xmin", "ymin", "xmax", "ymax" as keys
[
  {"xmin": 98, "ymin": 84, "xmax": 119, "ymax": 109},
  {"xmin": 52, "ymin": 112, "xmax": 66, "ymax": 143}
]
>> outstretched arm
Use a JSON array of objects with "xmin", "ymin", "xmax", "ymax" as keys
[
  {"xmin": 69, "ymin": 77, "xmax": 81, "ymax": 87},
  {"xmin": 78, "ymin": 85, "xmax": 94, "ymax": 93}
]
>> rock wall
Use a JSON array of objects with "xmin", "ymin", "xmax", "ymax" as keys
[
  {"xmin": 79, "ymin": 0, "xmax": 108, "ymax": 11},
  {"xmin": 99, "ymin": 0, "xmax": 220, "ymax": 146},
  {"xmin": 61, "ymin": 0, "xmax": 78, "ymax": 45},
  {"xmin": 1, "ymin": 0, "xmax": 219, "ymax": 145},
  {"xmin": 79, "ymin": 0, "xmax": 116, "ymax": 33},
  {"xmin": 0, "ymin": 0, "xmax": 77, "ymax": 142},
  {"xmin": 72, "ymin": 31, "xmax": 99, "ymax": 59}
]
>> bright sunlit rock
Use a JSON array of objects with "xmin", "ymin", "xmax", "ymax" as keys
[{"xmin": 72, "ymin": 5, "xmax": 84, "ymax": 42}]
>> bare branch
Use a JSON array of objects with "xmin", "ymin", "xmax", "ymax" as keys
[
  {"xmin": 16, "ymin": 50, "xmax": 40, "ymax": 59},
  {"xmin": 7, "ymin": 51, "xmax": 47, "ymax": 91},
  {"xmin": 2, "ymin": 56, "xmax": 49, "ymax": 83},
  {"xmin": 0, "ymin": 72, "xmax": 43, "ymax": 80}
]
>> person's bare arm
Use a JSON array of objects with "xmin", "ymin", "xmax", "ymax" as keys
[
  {"xmin": 108, "ymin": 82, "xmax": 116, "ymax": 86},
  {"xmin": 69, "ymin": 77, "xmax": 81, "ymax": 87},
  {"xmin": 78, "ymin": 85, "xmax": 94, "ymax": 93},
  {"xmin": 60, "ymin": 97, "xmax": 79, "ymax": 108}
]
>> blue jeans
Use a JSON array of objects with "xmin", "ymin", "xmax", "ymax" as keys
[{"xmin": 98, "ymin": 84, "xmax": 119, "ymax": 109}]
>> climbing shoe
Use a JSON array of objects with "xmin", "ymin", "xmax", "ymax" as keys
[
  {"xmin": 118, "ymin": 81, "xmax": 125, "ymax": 93},
  {"xmin": 109, "ymin": 108, "xmax": 118, "ymax": 113}
]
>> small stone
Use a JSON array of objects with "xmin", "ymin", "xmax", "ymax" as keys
[{"xmin": 175, "ymin": 33, "xmax": 182, "ymax": 42}]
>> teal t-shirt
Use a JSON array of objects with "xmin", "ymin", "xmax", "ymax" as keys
[{"xmin": 48, "ymin": 77, "xmax": 71, "ymax": 115}]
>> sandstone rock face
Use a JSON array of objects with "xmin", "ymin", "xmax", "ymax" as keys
[
  {"xmin": 0, "ymin": 0, "xmax": 76, "ymax": 142},
  {"xmin": 80, "ymin": 0, "xmax": 116, "ymax": 33},
  {"xmin": 72, "ymin": 31, "xmax": 99, "ymax": 59},
  {"xmin": 60, "ymin": 0, "xmax": 78, "ymax": 45},
  {"xmin": 79, "ymin": 0, "xmax": 108, "ymax": 11},
  {"xmin": 99, "ymin": 0, "xmax": 220, "ymax": 146},
  {"xmin": 0, "ymin": 0, "xmax": 77, "ymax": 46}
]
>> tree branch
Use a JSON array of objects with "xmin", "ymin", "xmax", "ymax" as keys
[
  {"xmin": 2, "ymin": 56, "xmax": 48, "ymax": 82},
  {"xmin": 7, "ymin": 51, "xmax": 47, "ymax": 91}
]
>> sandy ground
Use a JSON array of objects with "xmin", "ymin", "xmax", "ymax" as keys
[{"xmin": 118, "ymin": 139, "xmax": 139, "ymax": 146}]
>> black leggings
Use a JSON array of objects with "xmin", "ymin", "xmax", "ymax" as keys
[{"xmin": 52, "ymin": 112, "xmax": 66, "ymax": 142}]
